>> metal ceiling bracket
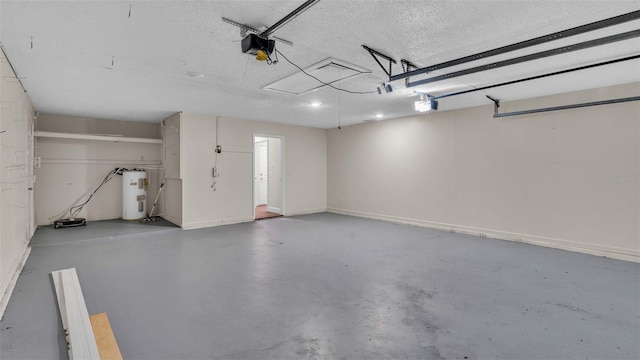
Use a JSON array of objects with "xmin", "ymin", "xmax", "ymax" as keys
[
  {"xmin": 401, "ymin": 59, "xmax": 419, "ymax": 87},
  {"xmin": 485, "ymin": 95, "xmax": 500, "ymax": 117},
  {"xmin": 488, "ymin": 95, "xmax": 640, "ymax": 118},
  {"xmin": 389, "ymin": 10, "xmax": 640, "ymax": 83},
  {"xmin": 406, "ymin": 29, "xmax": 640, "ymax": 88},
  {"xmin": 362, "ymin": 45, "xmax": 397, "ymax": 78}
]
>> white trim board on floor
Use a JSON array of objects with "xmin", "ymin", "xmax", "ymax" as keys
[
  {"xmin": 51, "ymin": 268, "xmax": 100, "ymax": 360},
  {"xmin": 327, "ymin": 208, "xmax": 639, "ymax": 263}
]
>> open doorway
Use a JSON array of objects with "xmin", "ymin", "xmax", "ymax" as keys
[{"xmin": 253, "ymin": 135, "xmax": 284, "ymax": 220}]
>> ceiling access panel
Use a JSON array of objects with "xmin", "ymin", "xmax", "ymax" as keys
[{"xmin": 263, "ymin": 58, "xmax": 370, "ymax": 95}]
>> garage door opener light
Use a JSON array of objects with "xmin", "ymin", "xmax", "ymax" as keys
[{"xmin": 415, "ymin": 93, "xmax": 438, "ymax": 112}]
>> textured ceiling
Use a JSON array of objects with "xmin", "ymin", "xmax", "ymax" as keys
[{"xmin": 1, "ymin": 0, "xmax": 639, "ymax": 128}]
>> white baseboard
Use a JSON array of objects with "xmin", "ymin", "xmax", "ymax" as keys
[
  {"xmin": 327, "ymin": 208, "xmax": 639, "ymax": 263},
  {"xmin": 0, "ymin": 246, "xmax": 32, "ymax": 318},
  {"xmin": 267, "ymin": 206, "xmax": 281, "ymax": 214},
  {"xmin": 182, "ymin": 216, "xmax": 254, "ymax": 230},
  {"xmin": 285, "ymin": 208, "xmax": 327, "ymax": 217}
]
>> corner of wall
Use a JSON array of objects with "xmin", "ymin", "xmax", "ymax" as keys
[{"xmin": 0, "ymin": 45, "xmax": 36, "ymax": 317}]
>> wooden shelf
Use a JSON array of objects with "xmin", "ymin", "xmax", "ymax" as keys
[{"xmin": 34, "ymin": 131, "xmax": 163, "ymax": 144}]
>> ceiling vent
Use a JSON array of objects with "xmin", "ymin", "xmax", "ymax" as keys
[{"xmin": 263, "ymin": 58, "xmax": 370, "ymax": 95}]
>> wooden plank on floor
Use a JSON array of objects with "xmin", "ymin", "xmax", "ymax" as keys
[{"xmin": 90, "ymin": 312, "xmax": 123, "ymax": 360}]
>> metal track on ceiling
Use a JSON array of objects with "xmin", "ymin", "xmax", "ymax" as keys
[
  {"xmin": 388, "ymin": 10, "xmax": 640, "ymax": 84},
  {"xmin": 406, "ymin": 29, "xmax": 640, "ymax": 88},
  {"xmin": 487, "ymin": 95, "xmax": 640, "ymax": 118},
  {"xmin": 221, "ymin": 0, "xmax": 321, "ymax": 47},
  {"xmin": 362, "ymin": 10, "xmax": 640, "ymax": 117},
  {"xmin": 362, "ymin": 10, "xmax": 640, "ymax": 86}
]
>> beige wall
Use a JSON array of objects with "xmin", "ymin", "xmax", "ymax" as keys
[
  {"xmin": 328, "ymin": 82, "xmax": 640, "ymax": 262},
  {"xmin": 177, "ymin": 112, "xmax": 326, "ymax": 229},
  {"xmin": 0, "ymin": 49, "xmax": 35, "ymax": 313},
  {"xmin": 267, "ymin": 137, "xmax": 282, "ymax": 212},
  {"xmin": 34, "ymin": 115, "xmax": 163, "ymax": 225}
]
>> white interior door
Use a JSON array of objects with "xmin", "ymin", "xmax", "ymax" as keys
[{"xmin": 256, "ymin": 141, "xmax": 268, "ymax": 205}]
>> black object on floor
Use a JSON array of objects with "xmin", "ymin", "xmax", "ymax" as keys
[{"xmin": 53, "ymin": 218, "xmax": 87, "ymax": 229}]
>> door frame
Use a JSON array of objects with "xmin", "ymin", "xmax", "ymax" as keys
[
  {"xmin": 252, "ymin": 133, "xmax": 285, "ymax": 219},
  {"xmin": 254, "ymin": 140, "xmax": 268, "ymax": 207}
]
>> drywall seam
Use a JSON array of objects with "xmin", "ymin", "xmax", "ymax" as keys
[
  {"xmin": 0, "ymin": 246, "xmax": 31, "ymax": 318},
  {"xmin": 328, "ymin": 207, "xmax": 639, "ymax": 263}
]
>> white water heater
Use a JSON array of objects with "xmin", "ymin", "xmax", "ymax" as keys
[{"xmin": 122, "ymin": 170, "xmax": 147, "ymax": 220}]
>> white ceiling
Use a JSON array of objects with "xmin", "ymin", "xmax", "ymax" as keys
[{"xmin": 1, "ymin": 0, "xmax": 639, "ymax": 128}]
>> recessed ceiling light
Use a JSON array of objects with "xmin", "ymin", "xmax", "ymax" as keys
[
  {"xmin": 187, "ymin": 71, "xmax": 205, "ymax": 78},
  {"xmin": 310, "ymin": 102, "xmax": 322, "ymax": 107},
  {"xmin": 376, "ymin": 113, "xmax": 383, "ymax": 118}
]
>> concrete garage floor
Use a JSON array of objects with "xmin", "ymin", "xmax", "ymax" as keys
[{"xmin": 1, "ymin": 213, "xmax": 639, "ymax": 360}]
